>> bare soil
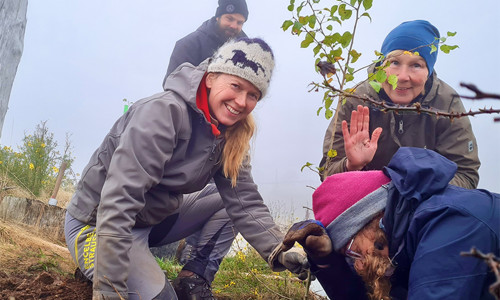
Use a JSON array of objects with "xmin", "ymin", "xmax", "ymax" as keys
[{"xmin": 0, "ymin": 219, "xmax": 92, "ymax": 299}]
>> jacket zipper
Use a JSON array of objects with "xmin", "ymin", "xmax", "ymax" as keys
[{"xmin": 398, "ymin": 120, "xmax": 404, "ymax": 134}]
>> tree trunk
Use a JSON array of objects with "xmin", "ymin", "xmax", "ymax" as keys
[{"xmin": 0, "ymin": 0, "xmax": 28, "ymax": 140}]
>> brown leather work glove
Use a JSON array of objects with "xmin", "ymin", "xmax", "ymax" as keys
[{"xmin": 282, "ymin": 220, "xmax": 332, "ymax": 260}]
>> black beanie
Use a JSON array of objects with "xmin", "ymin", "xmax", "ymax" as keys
[{"xmin": 215, "ymin": 0, "xmax": 249, "ymax": 20}]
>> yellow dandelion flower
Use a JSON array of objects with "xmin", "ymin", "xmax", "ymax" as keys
[
  {"xmin": 230, "ymin": 281, "xmax": 235, "ymax": 286},
  {"xmin": 53, "ymin": 166, "xmax": 59, "ymax": 173},
  {"xmin": 403, "ymin": 50, "xmax": 413, "ymax": 56},
  {"xmin": 29, "ymin": 163, "xmax": 34, "ymax": 170},
  {"xmin": 0, "ymin": 161, "xmax": 2, "ymax": 164},
  {"xmin": 41, "ymin": 143, "xmax": 46, "ymax": 148}
]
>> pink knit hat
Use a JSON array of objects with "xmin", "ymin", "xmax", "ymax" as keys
[{"xmin": 313, "ymin": 170, "xmax": 391, "ymax": 251}]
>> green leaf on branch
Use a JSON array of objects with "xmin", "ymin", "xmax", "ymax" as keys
[
  {"xmin": 287, "ymin": 4, "xmax": 294, "ymax": 11},
  {"xmin": 327, "ymin": 149, "xmax": 338, "ymax": 158},
  {"xmin": 340, "ymin": 31, "xmax": 353, "ymax": 48},
  {"xmin": 297, "ymin": 3, "xmax": 303, "ymax": 14},
  {"xmin": 323, "ymin": 32, "xmax": 340, "ymax": 46},
  {"xmin": 388, "ymin": 74, "xmax": 398, "ymax": 90},
  {"xmin": 316, "ymin": 106, "xmax": 323, "ymax": 116},
  {"xmin": 350, "ymin": 49, "xmax": 361, "ymax": 63},
  {"xmin": 360, "ymin": 12, "xmax": 372, "ymax": 22},
  {"xmin": 338, "ymin": 4, "xmax": 353, "ymax": 20},
  {"xmin": 345, "ymin": 73, "xmax": 355, "ymax": 82},
  {"xmin": 430, "ymin": 44, "xmax": 437, "ymax": 54},
  {"xmin": 299, "ymin": 16, "xmax": 309, "ymax": 25},
  {"xmin": 375, "ymin": 69, "xmax": 387, "ymax": 83},
  {"xmin": 330, "ymin": 5, "xmax": 338, "ymax": 16},
  {"xmin": 301, "ymin": 32, "xmax": 315, "ymax": 48},
  {"xmin": 313, "ymin": 44, "xmax": 322, "ymax": 56},
  {"xmin": 440, "ymin": 44, "xmax": 459, "ymax": 54},
  {"xmin": 350, "ymin": 0, "xmax": 357, "ymax": 6},
  {"xmin": 326, "ymin": 24, "xmax": 333, "ymax": 31},
  {"xmin": 331, "ymin": 47, "xmax": 343, "ymax": 59},
  {"xmin": 325, "ymin": 108, "xmax": 333, "ymax": 119},
  {"xmin": 363, "ymin": 0, "xmax": 373, "ymax": 10},
  {"xmin": 309, "ymin": 15, "xmax": 317, "ymax": 28},
  {"xmin": 301, "ymin": 162, "xmax": 313, "ymax": 172},
  {"xmin": 325, "ymin": 96, "xmax": 333, "ymax": 109},
  {"xmin": 292, "ymin": 21, "xmax": 303, "ymax": 34},
  {"xmin": 369, "ymin": 80, "xmax": 382, "ymax": 93},
  {"xmin": 447, "ymin": 31, "xmax": 457, "ymax": 37},
  {"xmin": 282, "ymin": 20, "xmax": 294, "ymax": 31}
]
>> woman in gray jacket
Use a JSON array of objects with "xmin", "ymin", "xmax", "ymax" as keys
[{"xmin": 64, "ymin": 37, "xmax": 308, "ymax": 300}]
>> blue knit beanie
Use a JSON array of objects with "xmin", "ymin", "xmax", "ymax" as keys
[{"xmin": 381, "ymin": 20, "xmax": 440, "ymax": 75}]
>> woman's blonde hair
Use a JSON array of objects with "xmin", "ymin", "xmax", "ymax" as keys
[{"xmin": 222, "ymin": 114, "xmax": 255, "ymax": 187}]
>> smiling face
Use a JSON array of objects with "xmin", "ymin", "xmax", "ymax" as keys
[
  {"xmin": 206, "ymin": 73, "xmax": 260, "ymax": 127},
  {"xmin": 382, "ymin": 51, "xmax": 429, "ymax": 105},
  {"xmin": 216, "ymin": 13, "xmax": 246, "ymax": 39}
]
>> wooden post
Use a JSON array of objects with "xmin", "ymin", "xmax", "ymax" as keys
[{"xmin": 49, "ymin": 162, "xmax": 67, "ymax": 205}]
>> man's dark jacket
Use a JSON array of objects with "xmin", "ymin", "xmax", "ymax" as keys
[{"xmin": 163, "ymin": 17, "xmax": 246, "ymax": 89}]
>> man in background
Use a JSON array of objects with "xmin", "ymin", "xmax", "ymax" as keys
[{"xmin": 163, "ymin": 0, "xmax": 248, "ymax": 87}]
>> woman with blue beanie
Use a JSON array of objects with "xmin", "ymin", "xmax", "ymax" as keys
[{"xmin": 320, "ymin": 20, "xmax": 480, "ymax": 189}]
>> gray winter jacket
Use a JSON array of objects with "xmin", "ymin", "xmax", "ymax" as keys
[
  {"xmin": 163, "ymin": 17, "xmax": 246, "ymax": 88},
  {"xmin": 320, "ymin": 69, "xmax": 480, "ymax": 189},
  {"xmin": 67, "ymin": 60, "xmax": 283, "ymax": 296}
]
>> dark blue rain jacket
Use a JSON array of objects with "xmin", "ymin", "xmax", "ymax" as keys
[{"xmin": 312, "ymin": 147, "xmax": 499, "ymax": 300}]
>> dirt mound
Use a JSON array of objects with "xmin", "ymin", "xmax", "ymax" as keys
[
  {"xmin": 0, "ymin": 219, "xmax": 92, "ymax": 299},
  {"xmin": 0, "ymin": 270, "xmax": 92, "ymax": 299}
]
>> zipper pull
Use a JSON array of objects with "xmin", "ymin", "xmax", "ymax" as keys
[{"xmin": 398, "ymin": 120, "xmax": 404, "ymax": 134}]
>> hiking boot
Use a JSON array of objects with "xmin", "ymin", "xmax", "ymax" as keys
[{"xmin": 173, "ymin": 273, "xmax": 215, "ymax": 300}]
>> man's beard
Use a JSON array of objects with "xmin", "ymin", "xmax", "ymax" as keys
[
  {"xmin": 354, "ymin": 252, "xmax": 394, "ymax": 300},
  {"xmin": 217, "ymin": 21, "xmax": 239, "ymax": 39}
]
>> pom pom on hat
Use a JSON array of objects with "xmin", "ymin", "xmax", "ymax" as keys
[
  {"xmin": 313, "ymin": 171, "xmax": 391, "ymax": 251},
  {"xmin": 215, "ymin": 0, "xmax": 249, "ymax": 20},
  {"xmin": 208, "ymin": 37, "xmax": 274, "ymax": 99},
  {"xmin": 381, "ymin": 20, "xmax": 440, "ymax": 76}
]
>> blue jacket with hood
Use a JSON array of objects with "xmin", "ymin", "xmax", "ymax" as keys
[{"xmin": 312, "ymin": 147, "xmax": 499, "ymax": 300}]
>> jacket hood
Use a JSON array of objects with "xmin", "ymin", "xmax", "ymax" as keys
[
  {"xmin": 164, "ymin": 59, "xmax": 209, "ymax": 113},
  {"xmin": 384, "ymin": 147, "xmax": 457, "ymax": 202},
  {"xmin": 382, "ymin": 147, "xmax": 457, "ymax": 261}
]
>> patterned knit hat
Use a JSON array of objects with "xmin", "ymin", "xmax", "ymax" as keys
[
  {"xmin": 381, "ymin": 20, "xmax": 440, "ymax": 76},
  {"xmin": 313, "ymin": 171, "xmax": 391, "ymax": 251},
  {"xmin": 215, "ymin": 0, "xmax": 249, "ymax": 20},
  {"xmin": 208, "ymin": 37, "xmax": 274, "ymax": 98}
]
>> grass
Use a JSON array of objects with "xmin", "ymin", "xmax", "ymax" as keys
[{"xmin": 157, "ymin": 243, "xmax": 326, "ymax": 300}]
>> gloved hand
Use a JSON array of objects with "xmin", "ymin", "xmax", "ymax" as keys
[
  {"xmin": 277, "ymin": 247, "xmax": 310, "ymax": 280},
  {"xmin": 282, "ymin": 220, "xmax": 332, "ymax": 260}
]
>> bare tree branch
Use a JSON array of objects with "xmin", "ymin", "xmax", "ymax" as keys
[
  {"xmin": 461, "ymin": 247, "xmax": 500, "ymax": 299},
  {"xmin": 459, "ymin": 83, "xmax": 500, "ymax": 100},
  {"xmin": 316, "ymin": 74, "xmax": 500, "ymax": 120}
]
